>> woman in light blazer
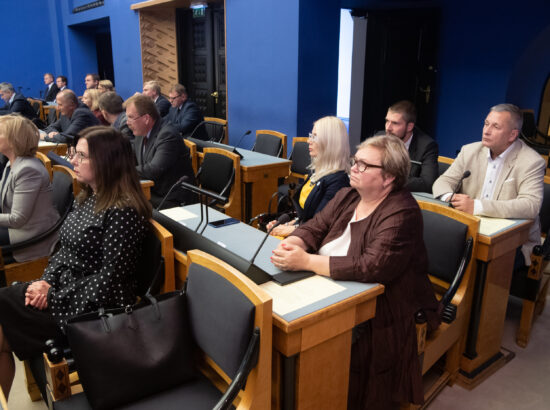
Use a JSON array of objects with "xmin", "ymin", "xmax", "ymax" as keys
[{"xmin": 0, "ymin": 115, "xmax": 59, "ymax": 261}]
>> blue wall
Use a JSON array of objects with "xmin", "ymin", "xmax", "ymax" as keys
[
  {"xmin": 0, "ymin": 0, "xmax": 142, "ymax": 100},
  {"xmin": 225, "ymin": 0, "xmax": 300, "ymax": 150}
]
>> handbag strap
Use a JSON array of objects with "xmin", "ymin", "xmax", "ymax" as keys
[
  {"xmin": 98, "ymin": 308, "xmax": 111, "ymax": 333},
  {"xmin": 145, "ymin": 294, "xmax": 161, "ymax": 320}
]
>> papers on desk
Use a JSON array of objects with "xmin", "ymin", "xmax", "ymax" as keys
[
  {"xmin": 478, "ymin": 217, "xmax": 517, "ymax": 236},
  {"xmin": 160, "ymin": 207, "xmax": 197, "ymax": 222},
  {"xmin": 260, "ymin": 275, "xmax": 346, "ymax": 316}
]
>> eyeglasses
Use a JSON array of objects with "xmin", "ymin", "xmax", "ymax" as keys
[
  {"xmin": 350, "ymin": 157, "xmax": 383, "ymax": 173},
  {"xmin": 168, "ymin": 95, "xmax": 182, "ymax": 101},
  {"xmin": 127, "ymin": 113, "xmax": 145, "ymax": 122},
  {"xmin": 308, "ymin": 132, "xmax": 317, "ymax": 141},
  {"xmin": 68, "ymin": 150, "xmax": 90, "ymax": 164}
]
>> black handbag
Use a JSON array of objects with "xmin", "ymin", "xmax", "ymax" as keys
[{"xmin": 65, "ymin": 291, "xmax": 196, "ymax": 410}]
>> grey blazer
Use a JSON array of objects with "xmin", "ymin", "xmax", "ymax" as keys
[
  {"xmin": 433, "ymin": 139, "xmax": 546, "ymax": 261},
  {"xmin": 0, "ymin": 156, "xmax": 60, "ymax": 262}
]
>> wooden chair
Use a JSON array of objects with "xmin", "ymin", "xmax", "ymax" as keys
[
  {"xmin": 253, "ymin": 130, "xmax": 287, "ymax": 158},
  {"xmin": 25, "ymin": 218, "xmax": 175, "ymax": 403},
  {"xmin": 509, "ymin": 175, "xmax": 550, "ymax": 347},
  {"xmin": 412, "ymin": 201, "xmax": 479, "ymax": 408},
  {"xmin": 35, "ymin": 151, "xmax": 53, "ymax": 180},
  {"xmin": 184, "ymin": 138, "xmax": 199, "ymax": 174},
  {"xmin": 204, "ymin": 116, "xmax": 228, "ymax": 144},
  {"xmin": 44, "ymin": 249, "xmax": 272, "ymax": 410},
  {"xmin": 28, "ymin": 98, "xmax": 45, "ymax": 122},
  {"xmin": 197, "ymin": 147, "xmax": 242, "ymax": 220},
  {"xmin": 437, "ymin": 155, "xmax": 454, "ymax": 177}
]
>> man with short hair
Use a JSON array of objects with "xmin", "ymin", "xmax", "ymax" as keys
[
  {"xmin": 43, "ymin": 73, "xmax": 59, "ymax": 102},
  {"xmin": 124, "ymin": 94, "xmax": 195, "ymax": 209},
  {"xmin": 433, "ymin": 103, "xmax": 545, "ymax": 265},
  {"xmin": 142, "ymin": 80, "xmax": 171, "ymax": 117},
  {"xmin": 165, "ymin": 83, "xmax": 206, "ymax": 139},
  {"xmin": 0, "ymin": 83, "xmax": 37, "ymax": 120},
  {"xmin": 42, "ymin": 89, "xmax": 100, "ymax": 142},
  {"xmin": 384, "ymin": 100, "xmax": 439, "ymax": 193},
  {"xmin": 85, "ymin": 73, "xmax": 100, "ymax": 89},
  {"xmin": 98, "ymin": 91, "xmax": 134, "ymax": 140},
  {"xmin": 56, "ymin": 76, "xmax": 68, "ymax": 92}
]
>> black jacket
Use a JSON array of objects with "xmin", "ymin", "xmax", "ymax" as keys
[
  {"xmin": 44, "ymin": 83, "xmax": 59, "ymax": 102},
  {"xmin": 407, "ymin": 127, "xmax": 439, "ymax": 193},
  {"xmin": 165, "ymin": 99, "xmax": 206, "ymax": 139},
  {"xmin": 0, "ymin": 94, "xmax": 37, "ymax": 120},
  {"xmin": 155, "ymin": 95, "xmax": 171, "ymax": 118},
  {"xmin": 292, "ymin": 170, "xmax": 350, "ymax": 223},
  {"xmin": 44, "ymin": 103, "xmax": 100, "ymax": 143}
]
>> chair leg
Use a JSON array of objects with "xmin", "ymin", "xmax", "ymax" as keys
[
  {"xmin": 23, "ymin": 360, "xmax": 42, "ymax": 402},
  {"xmin": 517, "ymin": 299, "xmax": 536, "ymax": 348},
  {"xmin": 444, "ymin": 340, "xmax": 462, "ymax": 385},
  {"xmin": 535, "ymin": 276, "xmax": 549, "ymax": 316}
]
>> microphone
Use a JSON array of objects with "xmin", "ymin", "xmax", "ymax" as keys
[
  {"xmin": 234, "ymin": 130, "xmax": 252, "ymax": 148},
  {"xmin": 179, "ymin": 181, "xmax": 228, "ymax": 234},
  {"xmin": 449, "ymin": 170, "xmax": 471, "ymax": 205},
  {"xmin": 249, "ymin": 213, "xmax": 290, "ymax": 265},
  {"xmin": 155, "ymin": 175, "xmax": 190, "ymax": 211},
  {"xmin": 248, "ymin": 191, "xmax": 280, "ymax": 225}
]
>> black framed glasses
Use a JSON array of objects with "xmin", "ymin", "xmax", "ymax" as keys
[{"xmin": 350, "ymin": 157, "xmax": 383, "ymax": 173}]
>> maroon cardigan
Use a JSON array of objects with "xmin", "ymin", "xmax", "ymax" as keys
[{"xmin": 292, "ymin": 187, "xmax": 439, "ymax": 407}]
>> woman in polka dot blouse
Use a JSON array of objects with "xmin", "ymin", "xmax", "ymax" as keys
[{"xmin": 0, "ymin": 126, "xmax": 152, "ymax": 398}]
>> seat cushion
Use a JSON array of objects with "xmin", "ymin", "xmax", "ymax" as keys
[{"xmin": 53, "ymin": 374, "xmax": 231, "ymax": 410}]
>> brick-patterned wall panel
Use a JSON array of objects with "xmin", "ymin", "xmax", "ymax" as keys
[{"xmin": 140, "ymin": 9, "xmax": 178, "ymax": 95}]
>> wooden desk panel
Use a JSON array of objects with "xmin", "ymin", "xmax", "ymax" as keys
[
  {"xmin": 38, "ymin": 141, "xmax": 67, "ymax": 156},
  {"xmin": 140, "ymin": 180, "xmax": 154, "ymax": 200}
]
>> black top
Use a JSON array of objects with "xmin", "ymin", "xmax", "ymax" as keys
[
  {"xmin": 0, "ymin": 93, "xmax": 37, "ymax": 120},
  {"xmin": 44, "ymin": 103, "xmax": 100, "ymax": 142},
  {"xmin": 41, "ymin": 195, "xmax": 148, "ymax": 325}
]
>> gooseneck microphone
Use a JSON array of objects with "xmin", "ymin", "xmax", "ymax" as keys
[
  {"xmin": 449, "ymin": 170, "xmax": 471, "ymax": 204},
  {"xmin": 155, "ymin": 175, "xmax": 190, "ymax": 211},
  {"xmin": 234, "ymin": 130, "xmax": 252, "ymax": 148},
  {"xmin": 249, "ymin": 213, "xmax": 291, "ymax": 265}
]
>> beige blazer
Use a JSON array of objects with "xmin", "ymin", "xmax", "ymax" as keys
[
  {"xmin": 0, "ymin": 156, "xmax": 60, "ymax": 262},
  {"xmin": 433, "ymin": 139, "xmax": 545, "ymax": 262}
]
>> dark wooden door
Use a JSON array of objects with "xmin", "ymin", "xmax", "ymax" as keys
[
  {"xmin": 177, "ymin": 6, "xmax": 226, "ymax": 119},
  {"xmin": 361, "ymin": 9, "xmax": 440, "ymax": 139}
]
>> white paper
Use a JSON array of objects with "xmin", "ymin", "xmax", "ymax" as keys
[
  {"xmin": 260, "ymin": 275, "xmax": 346, "ymax": 316},
  {"xmin": 478, "ymin": 217, "xmax": 517, "ymax": 236},
  {"xmin": 160, "ymin": 207, "xmax": 196, "ymax": 221}
]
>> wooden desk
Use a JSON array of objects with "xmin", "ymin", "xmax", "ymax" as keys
[
  {"xmin": 458, "ymin": 218, "xmax": 531, "ymax": 388},
  {"xmin": 38, "ymin": 141, "xmax": 67, "ymax": 156},
  {"xmin": 140, "ymin": 180, "xmax": 154, "ymax": 200},
  {"xmin": 158, "ymin": 205, "xmax": 384, "ymax": 409},
  {"xmin": 196, "ymin": 146, "xmax": 290, "ymax": 222}
]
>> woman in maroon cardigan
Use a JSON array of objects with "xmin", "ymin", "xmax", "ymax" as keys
[{"xmin": 271, "ymin": 134, "xmax": 440, "ymax": 409}]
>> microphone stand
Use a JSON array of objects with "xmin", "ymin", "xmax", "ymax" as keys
[{"xmin": 180, "ymin": 181, "xmax": 227, "ymax": 234}]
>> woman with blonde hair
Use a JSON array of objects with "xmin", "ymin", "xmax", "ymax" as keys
[
  {"xmin": 0, "ymin": 115, "xmax": 59, "ymax": 260},
  {"xmin": 97, "ymin": 79, "xmax": 114, "ymax": 93},
  {"xmin": 268, "ymin": 116, "xmax": 350, "ymax": 237},
  {"xmin": 82, "ymin": 88, "xmax": 109, "ymax": 125}
]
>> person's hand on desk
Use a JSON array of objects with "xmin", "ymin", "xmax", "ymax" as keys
[
  {"xmin": 25, "ymin": 280, "xmax": 51, "ymax": 310},
  {"xmin": 450, "ymin": 193, "xmax": 474, "ymax": 214},
  {"xmin": 271, "ymin": 237, "xmax": 330, "ymax": 276},
  {"xmin": 270, "ymin": 223, "xmax": 296, "ymax": 238}
]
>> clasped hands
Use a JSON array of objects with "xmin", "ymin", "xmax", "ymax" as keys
[
  {"xmin": 449, "ymin": 193, "xmax": 474, "ymax": 214},
  {"xmin": 271, "ymin": 240, "xmax": 307, "ymax": 271},
  {"xmin": 25, "ymin": 280, "xmax": 51, "ymax": 310}
]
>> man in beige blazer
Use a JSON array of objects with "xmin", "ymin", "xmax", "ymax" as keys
[{"xmin": 432, "ymin": 103, "xmax": 545, "ymax": 264}]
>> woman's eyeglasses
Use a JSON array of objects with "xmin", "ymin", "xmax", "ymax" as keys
[
  {"xmin": 349, "ymin": 157, "xmax": 383, "ymax": 173},
  {"xmin": 68, "ymin": 150, "xmax": 90, "ymax": 164}
]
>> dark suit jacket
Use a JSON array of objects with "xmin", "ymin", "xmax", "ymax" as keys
[
  {"xmin": 292, "ymin": 170, "xmax": 350, "ymax": 223},
  {"xmin": 44, "ymin": 83, "xmax": 59, "ymax": 102},
  {"xmin": 44, "ymin": 103, "xmax": 100, "ymax": 142},
  {"xmin": 134, "ymin": 119, "xmax": 195, "ymax": 206},
  {"xmin": 406, "ymin": 127, "xmax": 439, "ymax": 193},
  {"xmin": 112, "ymin": 112, "xmax": 134, "ymax": 140},
  {"xmin": 0, "ymin": 94, "xmax": 37, "ymax": 120},
  {"xmin": 165, "ymin": 99, "xmax": 206, "ymax": 139},
  {"xmin": 155, "ymin": 95, "xmax": 171, "ymax": 118}
]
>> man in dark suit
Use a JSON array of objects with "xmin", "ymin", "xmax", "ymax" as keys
[
  {"xmin": 124, "ymin": 94, "xmax": 195, "ymax": 209},
  {"xmin": 43, "ymin": 73, "xmax": 59, "ymax": 102},
  {"xmin": 384, "ymin": 100, "xmax": 439, "ymax": 193},
  {"xmin": 85, "ymin": 73, "xmax": 100, "ymax": 90},
  {"xmin": 143, "ymin": 80, "xmax": 171, "ymax": 117},
  {"xmin": 0, "ymin": 83, "xmax": 38, "ymax": 120},
  {"xmin": 165, "ymin": 83, "xmax": 206, "ymax": 139},
  {"xmin": 42, "ymin": 89, "xmax": 100, "ymax": 143},
  {"xmin": 98, "ymin": 91, "xmax": 134, "ymax": 140}
]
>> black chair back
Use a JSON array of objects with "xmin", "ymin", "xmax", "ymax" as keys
[
  {"xmin": 438, "ymin": 161, "xmax": 451, "ymax": 177},
  {"xmin": 51, "ymin": 169, "xmax": 75, "ymax": 216},
  {"xmin": 540, "ymin": 182, "xmax": 550, "ymax": 236},
  {"xmin": 197, "ymin": 152, "xmax": 235, "ymax": 201},
  {"xmin": 186, "ymin": 263, "xmax": 255, "ymax": 379},
  {"xmin": 47, "ymin": 151, "xmax": 73, "ymax": 169},
  {"xmin": 290, "ymin": 140, "xmax": 311, "ymax": 174},
  {"xmin": 253, "ymin": 133, "xmax": 282, "ymax": 157},
  {"xmin": 135, "ymin": 225, "xmax": 163, "ymax": 297}
]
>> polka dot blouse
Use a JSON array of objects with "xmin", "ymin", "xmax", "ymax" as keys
[{"xmin": 40, "ymin": 195, "xmax": 148, "ymax": 325}]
